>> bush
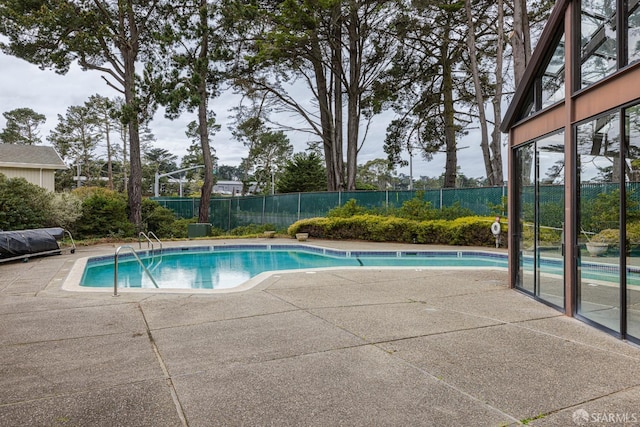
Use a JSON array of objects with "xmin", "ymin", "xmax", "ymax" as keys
[
  {"xmin": 0, "ymin": 173, "xmax": 50, "ymax": 230},
  {"xmin": 142, "ymin": 199, "xmax": 178, "ymax": 238},
  {"xmin": 288, "ymin": 215, "xmax": 506, "ymax": 247},
  {"xmin": 393, "ymin": 194, "xmax": 473, "ymax": 221},
  {"xmin": 327, "ymin": 199, "xmax": 368, "ymax": 218},
  {"xmin": 438, "ymin": 201, "xmax": 475, "ymax": 220},
  {"xmin": 396, "ymin": 193, "xmax": 437, "ymax": 221},
  {"xmin": 165, "ymin": 217, "xmax": 199, "ymax": 239},
  {"xmin": 73, "ymin": 187, "xmax": 134, "ymax": 238},
  {"xmin": 230, "ymin": 223, "xmax": 279, "ymax": 236},
  {"xmin": 47, "ymin": 192, "xmax": 82, "ymax": 230}
]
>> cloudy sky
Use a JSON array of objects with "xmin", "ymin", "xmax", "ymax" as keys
[{"xmin": 0, "ymin": 51, "xmax": 500, "ymax": 180}]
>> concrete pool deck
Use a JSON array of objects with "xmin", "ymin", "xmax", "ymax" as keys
[{"xmin": 1, "ymin": 238, "xmax": 640, "ymax": 426}]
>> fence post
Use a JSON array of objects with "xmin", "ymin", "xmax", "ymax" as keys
[
  {"xmin": 262, "ymin": 196, "xmax": 266, "ymax": 225},
  {"xmin": 386, "ymin": 190, "xmax": 389, "ymax": 209},
  {"xmin": 228, "ymin": 199, "xmax": 231, "ymax": 231},
  {"xmin": 439, "ymin": 188, "xmax": 443, "ymax": 210},
  {"xmin": 297, "ymin": 193, "xmax": 301, "ymax": 221},
  {"xmin": 338, "ymin": 190, "xmax": 342, "ymax": 206}
]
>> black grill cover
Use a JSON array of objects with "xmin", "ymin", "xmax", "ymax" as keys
[{"xmin": 0, "ymin": 229, "xmax": 60, "ymax": 259}]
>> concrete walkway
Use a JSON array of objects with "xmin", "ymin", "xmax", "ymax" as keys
[{"xmin": 1, "ymin": 239, "xmax": 640, "ymax": 426}]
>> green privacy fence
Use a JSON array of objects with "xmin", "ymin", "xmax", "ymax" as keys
[{"xmin": 152, "ymin": 187, "xmax": 508, "ymax": 231}]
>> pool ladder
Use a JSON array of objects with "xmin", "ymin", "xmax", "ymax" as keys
[
  {"xmin": 113, "ymin": 245, "xmax": 160, "ymax": 296},
  {"xmin": 138, "ymin": 231, "xmax": 162, "ymax": 251},
  {"xmin": 138, "ymin": 231, "xmax": 164, "ymax": 271}
]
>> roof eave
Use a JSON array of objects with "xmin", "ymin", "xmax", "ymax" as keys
[{"xmin": 0, "ymin": 162, "xmax": 68, "ymax": 170}]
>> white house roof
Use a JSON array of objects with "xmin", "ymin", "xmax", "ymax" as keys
[{"xmin": 0, "ymin": 144, "xmax": 67, "ymax": 170}]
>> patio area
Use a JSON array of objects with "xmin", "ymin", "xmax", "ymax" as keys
[{"xmin": 1, "ymin": 238, "xmax": 640, "ymax": 426}]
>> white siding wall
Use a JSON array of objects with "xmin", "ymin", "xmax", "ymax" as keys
[{"xmin": 0, "ymin": 167, "xmax": 56, "ymax": 192}]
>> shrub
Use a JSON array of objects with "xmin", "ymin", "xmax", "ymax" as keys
[
  {"xmin": 327, "ymin": 199, "xmax": 368, "ymax": 218},
  {"xmin": 488, "ymin": 195, "xmax": 508, "ymax": 218},
  {"xmin": 0, "ymin": 173, "xmax": 50, "ymax": 230},
  {"xmin": 447, "ymin": 216, "xmax": 497, "ymax": 246},
  {"xmin": 46, "ymin": 192, "xmax": 82, "ymax": 230},
  {"xmin": 141, "ymin": 199, "xmax": 178, "ymax": 238},
  {"xmin": 396, "ymin": 193, "xmax": 437, "ymax": 221},
  {"xmin": 395, "ymin": 194, "xmax": 473, "ymax": 221},
  {"xmin": 288, "ymin": 215, "xmax": 505, "ymax": 247},
  {"xmin": 592, "ymin": 223, "xmax": 640, "ymax": 248},
  {"xmin": 165, "ymin": 217, "xmax": 199, "ymax": 239},
  {"xmin": 438, "ymin": 201, "xmax": 475, "ymax": 220},
  {"xmin": 230, "ymin": 223, "xmax": 279, "ymax": 236},
  {"xmin": 73, "ymin": 187, "xmax": 134, "ymax": 238}
]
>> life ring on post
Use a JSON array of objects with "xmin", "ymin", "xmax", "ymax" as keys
[{"xmin": 491, "ymin": 221, "xmax": 501, "ymax": 236}]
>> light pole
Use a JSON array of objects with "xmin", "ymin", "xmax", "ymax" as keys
[
  {"xmin": 154, "ymin": 165, "xmax": 206, "ymax": 197},
  {"xmin": 408, "ymin": 145, "xmax": 413, "ymax": 191},
  {"xmin": 271, "ymin": 169, "xmax": 275, "ymax": 195}
]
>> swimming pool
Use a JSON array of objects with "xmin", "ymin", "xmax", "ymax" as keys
[{"xmin": 74, "ymin": 244, "xmax": 509, "ymax": 292}]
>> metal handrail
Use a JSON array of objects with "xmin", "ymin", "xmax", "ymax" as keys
[
  {"xmin": 113, "ymin": 245, "xmax": 159, "ymax": 296},
  {"xmin": 146, "ymin": 231, "xmax": 164, "ymax": 272},
  {"xmin": 147, "ymin": 231, "xmax": 163, "ymax": 250},
  {"xmin": 138, "ymin": 232, "xmax": 154, "ymax": 251}
]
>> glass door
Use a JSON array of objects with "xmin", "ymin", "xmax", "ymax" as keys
[
  {"xmin": 516, "ymin": 143, "xmax": 536, "ymax": 294},
  {"xmin": 576, "ymin": 112, "xmax": 622, "ymax": 333},
  {"xmin": 626, "ymin": 106, "xmax": 640, "ymax": 342},
  {"xmin": 537, "ymin": 135, "xmax": 565, "ymax": 307}
]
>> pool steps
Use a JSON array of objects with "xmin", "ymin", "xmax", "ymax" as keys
[{"xmin": 113, "ymin": 245, "xmax": 160, "ymax": 296}]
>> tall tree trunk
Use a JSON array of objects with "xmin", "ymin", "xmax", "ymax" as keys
[
  {"xmin": 122, "ymin": 126, "xmax": 128, "ymax": 192},
  {"xmin": 106, "ymin": 126, "xmax": 113, "ymax": 190},
  {"xmin": 125, "ymin": 85, "xmax": 142, "ymax": 229},
  {"xmin": 331, "ymin": 7, "xmax": 344, "ymax": 191},
  {"xmin": 197, "ymin": 0, "xmax": 214, "ymax": 224},
  {"xmin": 311, "ymin": 30, "xmax": 341, "ymax": 191},
  {"xmin": 123, "ymin": 2, "xmax": 142, "ymax": 230},
  {"xmin": 491, "ymin": 0, "xmax": 505, "ymax": 185},
  {"xmin": 464, "ymin": 0, "xmax": 493, "ymax": 185},
  {"xmin": 442, "ymin": 24, "xmax": 457, "ymax": 188},
  {"xmin": 346, "ymin": 0, "xmax": 360, "ymax": 191},
  {"xmin": 512, "ymin": 0, "xmax": 532, "ymax": 86}
]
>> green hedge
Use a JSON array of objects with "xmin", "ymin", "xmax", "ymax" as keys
[{"xmin": 288, "ymin": 214, "xmax": 507, "ymax": 247}]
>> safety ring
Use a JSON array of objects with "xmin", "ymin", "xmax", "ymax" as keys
[{"xmin": 491, "ymin": 221, "xmax": 501, "ymax": 235}]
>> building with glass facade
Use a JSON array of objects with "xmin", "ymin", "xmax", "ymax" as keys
[{"xmin": 502, "ymin": 0, "xmax": 640, "ymax": 343}]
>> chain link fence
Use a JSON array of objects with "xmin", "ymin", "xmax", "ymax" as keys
[{"xmin": 152, "ymin": 187, "xmax": 509, "ymax": 231}]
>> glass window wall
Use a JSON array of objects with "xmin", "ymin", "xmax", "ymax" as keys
[
  {"xmin": 626, "ymin": 106, "xmax": 640, "ymax": 341},
  {"xmin": 541, "ymin": 35, "xmax": 566, "ymax": 109},
  {"xmin": 514, "ymin": 132, "xmax": 565, "ymax": 309},
  {"xmin": 537, "ymin": 136, "xmax": 566, "ymax": 307},
  {"xmin": 628, "ymin": 0, "xmax": 640, "ymax": 65},
  {"xmin": 581, "ymin": 0, "xmax": 617, "ymax": 87},
  {"xmin": 516, "ymin": 143, "xmax": 536, "ymax": 294},
  {"xmin": 576, "ymin": 112, "xmax": 622, "ymax": 333}
]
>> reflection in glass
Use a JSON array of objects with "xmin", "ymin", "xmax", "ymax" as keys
[
  {"xmin": 628, "ymin": 0, "xmax": 640, "ymax": 65},
  {"xmin": 537, "ymin": 134, "xmax": 565, "ymax": 307},
  {"xmin": 541, "ymin": 35, "xmax": 566, "ymax": 109},
  {"xmin": 626, "ymin": 106, "xmax": 640, "ymax": 340},
  {"xmin": 516, "ymin": 143, "xmax": 536, "ymax": 293},
  {"xmin": 519, "ymin": 91, "xmax": 535, "ymax": 120},
  {"xmin": 581, "ymin": 0, "xmax": 617, "ymax": 87},
  {"xmin": 577, "ymin": 112, "xmax": 621, "ymax": 333}
]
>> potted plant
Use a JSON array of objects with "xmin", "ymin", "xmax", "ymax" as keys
[
  {"xmin": 584, "ymin": 229, "xmax": 609, "ymax": 256},
  {"xmin": 586, "ymin": 240, "xmax": 608, "ymax": 256}
]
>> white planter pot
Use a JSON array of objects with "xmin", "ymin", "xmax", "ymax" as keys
[{"xmin": 586, "ymin": 242, "xmax": 608, "ymax": 256}]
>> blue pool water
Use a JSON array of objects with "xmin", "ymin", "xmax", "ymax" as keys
[{"xmin": 80, "ymin": 245, "xmax": 509, "ymax": 290}]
